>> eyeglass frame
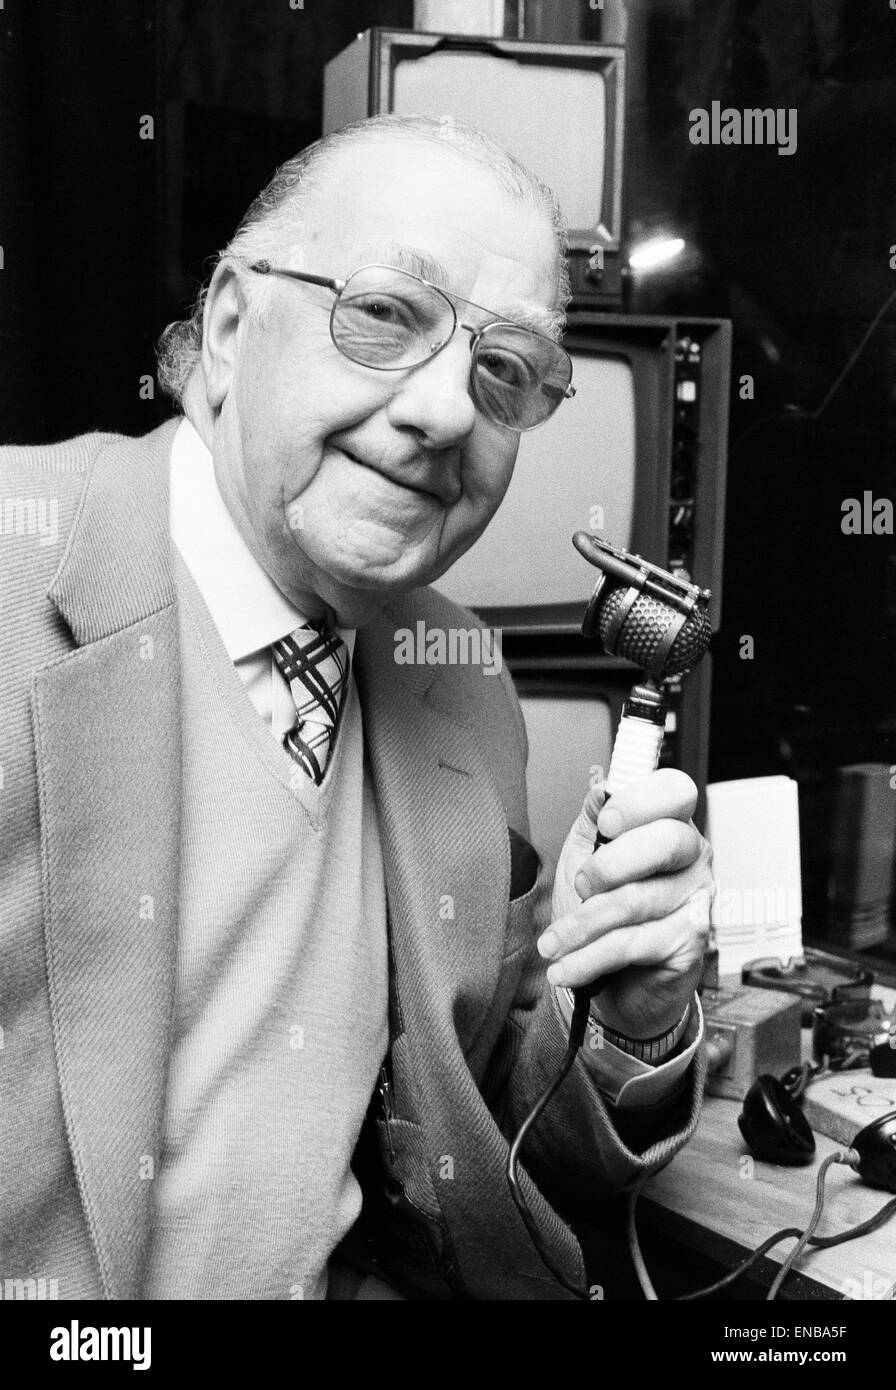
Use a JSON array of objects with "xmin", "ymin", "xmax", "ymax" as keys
[{"xmin": 243, "ymin": 258, "xmax": 576, "ymax": 432}]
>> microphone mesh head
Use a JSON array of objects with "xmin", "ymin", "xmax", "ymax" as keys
[{"xmin": 597, "ymin": 588, "xmax": 711, "ymax": 678}]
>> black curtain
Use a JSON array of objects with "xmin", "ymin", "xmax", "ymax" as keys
[
  {"xmin": 1, "ymin": 0, "xmax": 420, "ymax": 445},
  {"xmin": 0, "ymin": 0, "xmax": 165, "ymax": 443}
]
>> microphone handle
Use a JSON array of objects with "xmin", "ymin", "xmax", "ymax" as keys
[{"xmin": 584, "ymin": 693, "xmax": 667, "ymax": 999}]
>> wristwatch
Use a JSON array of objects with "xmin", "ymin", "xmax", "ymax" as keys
[{"xmin": 568, "ymin": 990, "xmax": 692, "ymax": 1064}]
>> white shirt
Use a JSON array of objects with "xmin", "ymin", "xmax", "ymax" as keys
[{"xmin": 169, "ymin": 417, "xmax": 355, "ymax": 736}]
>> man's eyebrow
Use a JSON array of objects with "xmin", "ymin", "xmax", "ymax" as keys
[
  {"xmin": 353, "ymin": 243, "xmax": 452, "ymax": 287},
  {"xmin": 492, "ymin": 299, "xmax": 564, "ymax": 340},
  {"xmin": 351, "ymin": 242, "xmax": 565, "ymax": 340}
]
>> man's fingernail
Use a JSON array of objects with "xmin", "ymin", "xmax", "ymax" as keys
[
  {"xmin": 546, "ymin": 964, "xmax": 566, "ymax": 986},
  {"xmin": 598, "ymin": 807, "xmax": 623, "ymax": 839},
  {"xmin": 574, "ymin": 871, "xmax": 590, "ymax": 898},
  {"xmin": 537, "ymin": 930, "xmax": 559, "ymax": 959}
]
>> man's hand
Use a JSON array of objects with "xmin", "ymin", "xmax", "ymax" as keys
[{"xmin": 537, "ymin": 769, "xmax": 713, "ymax": 1040}]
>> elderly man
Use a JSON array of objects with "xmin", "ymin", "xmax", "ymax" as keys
[{"xmin": 0, "ymin": 114, "xmax": 710, "ymax": 1301}]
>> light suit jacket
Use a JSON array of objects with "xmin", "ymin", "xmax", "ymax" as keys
[{"xmin": 0, "ymin": 420, "xmax": 705, "ymax": 1301}]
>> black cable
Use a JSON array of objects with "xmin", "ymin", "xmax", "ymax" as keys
[
  {"xmin": 766, "ymin": 1153, "xmax": 844, "ymax": 1299},
  {"xmin": 813, "ymin": 1194, "xmax": 896, "ymax": 1248},
  {"xmin": 511, "ymin": 991, "xmax": 896, "ymax": 1302},
  {"xmin": 506, "ymin": 990, "xmax": 592, "ymax": 1299},
  {"xmin": 666, "ymin": 1159, "xmax": 839, "ymax": 1304},
  {"xmin": 675, "ymin": 1184, "xmax": 896, "ymax": 1300},
  {"xmin": 627, "ymin": 1173, "xmax": 659, "ymax": 1299},
  {"xmin": 676, "ymin": 1226, "xmax": 802, "ymax": 1301},
  {"xmin": 726, "ymin": 282, "xmax": 896, "ymax": 463},
  {"xmin": 801, "ymin": 285, "xmax": 896, "ymax": 422}
]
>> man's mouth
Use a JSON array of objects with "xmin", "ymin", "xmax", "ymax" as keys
[{"xmin": 336, "ymin": 446, "xmax": 459, "ymax": 506}]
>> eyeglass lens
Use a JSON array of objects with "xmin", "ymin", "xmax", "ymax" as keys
[
  {"xmin": 472, "ymin": 324, "xmax": 572, "ymax": 431},
  {"xmin": 330, "ymin": 266, "xmax": 569, "ymax": 430},
  {"xmin": 332, "ymin": 268, "xmax": 452, "ymax": 368}
]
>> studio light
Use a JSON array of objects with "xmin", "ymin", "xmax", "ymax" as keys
[{"xmin": 628, "ymin": 235, "xmax": 687, "ymax": 273}]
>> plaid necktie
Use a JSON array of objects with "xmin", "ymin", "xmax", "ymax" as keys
[{"xmin": 270, "ymin": 623, "xmax": 350, "ymax": 785}]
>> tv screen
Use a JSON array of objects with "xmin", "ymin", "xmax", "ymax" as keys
[
  {"xmin": 437, "ymin": 350, "xmax": 637, "ymax": 614},
  {"xmin": 519, "ymin": 692, "xmax": 614, "ymax": 868},
  {"xmin": 391, "ymin": 52, "xmax": 607, "ymax": 231},
  {"xmin": 434, "ymin": 311, "xmax": 730, "ymax": 635}
]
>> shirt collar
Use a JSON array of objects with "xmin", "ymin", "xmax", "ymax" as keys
[{"xmin": 169, "ymin": 416, "xmax": 355, "ymax": 663}]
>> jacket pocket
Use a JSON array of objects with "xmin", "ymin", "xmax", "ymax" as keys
[
  {"xmin": 357, "ymin": 1112, "xmax": 462, "ymax": 1297},
  {"xmin": 503, "ymin": 858, "xmax": 550, "ymax": 958},
  {"xmin": 374, "ymin": 1116, "xmax": 441, "ymax": 1221}
]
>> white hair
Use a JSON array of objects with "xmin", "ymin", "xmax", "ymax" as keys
[{"xmin": 155, "ymin": 113, "xmax": 570, "ymax": 407}]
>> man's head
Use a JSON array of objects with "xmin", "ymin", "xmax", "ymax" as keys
[{"xmin": 158, "ymin": 115, "xmax": 569, "ymax": 627}]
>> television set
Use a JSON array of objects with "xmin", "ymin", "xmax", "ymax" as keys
[
  {"xmin": 323, "ymin": 29, "xmax": 626, "ymax": 305},
  {"xmin": 436, "ymin": 314, "xmax": 731, "ymax": 842},
  {"xmin": 439, "ymin": 314, "xmax": 729, "ymax": 627}
]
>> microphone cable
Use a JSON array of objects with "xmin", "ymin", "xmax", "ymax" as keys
[
  {"xmin": 764, "ymin": 1154, "xmax": 842, "ymax": 1301},
  {"xmin": 627, "ymin": 1154, "xmax": 896, "ymax": 1301},
  {"xmin": 505, "ymin": 989, "xmax": 593, "ymax": 1299}
]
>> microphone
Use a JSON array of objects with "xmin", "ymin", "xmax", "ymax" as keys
[
  {"xmin": 574, "ymin": 531, "xmax": 711, "ymax": 683},
  {"xmin": 574, "ymin": 532, "xmax": 711, "ymax": 804},
  {"xmin": 573, "ymin": 533, "xmax": 712, "ymax": 997}
]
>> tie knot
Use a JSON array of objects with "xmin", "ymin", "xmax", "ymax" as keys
[
  {"xmin": 270, "ymin": 624, "xmax": 350, "ymax": 785},
  {"xmin": 284, "ymin": 620, "xmax": 338, "ymax": 653},
  {"xmin": 271, "ymin": 625, "xmax": 350, "ymax": 723}
]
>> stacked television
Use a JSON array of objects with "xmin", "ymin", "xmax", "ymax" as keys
[{"xmin": 325, "ymin": 29, "xmax": 730, "ymax": 863}]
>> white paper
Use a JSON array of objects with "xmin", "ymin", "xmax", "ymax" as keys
[{"xmin": 706, "ymin": 775, "xmax": 804, "ymax": 978}]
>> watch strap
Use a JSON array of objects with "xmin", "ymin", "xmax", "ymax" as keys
[{"xmin": 572, "ymin": 993, "xmax": 692, "ymax": 1063}]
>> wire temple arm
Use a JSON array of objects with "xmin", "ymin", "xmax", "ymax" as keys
[{"xmin": 247, "ymin": 262, "xmax": 345, "ymax": 293}]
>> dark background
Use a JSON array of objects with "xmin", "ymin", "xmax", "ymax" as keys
[{"xmin": 2, "ymin": 0, "xmax": 895, "ymax": 948}]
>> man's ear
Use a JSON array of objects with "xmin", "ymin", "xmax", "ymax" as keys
[{"xmin": 201, "ymin": 261, "xmax": 248, "ymax": 410}]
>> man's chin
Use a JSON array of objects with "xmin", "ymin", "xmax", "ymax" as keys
[{"xmin": 315, "ymin": 555, "xmax": 443, "ymax": 626}]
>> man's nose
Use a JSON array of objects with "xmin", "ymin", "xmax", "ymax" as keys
[{"xmin": 385, "ymin": 335, "xmax": 477, "ymax": 446}]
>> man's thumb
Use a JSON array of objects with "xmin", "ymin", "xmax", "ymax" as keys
[{"xmin": 571, "ymin": 781, "xmax": 605, "ymax": 845}]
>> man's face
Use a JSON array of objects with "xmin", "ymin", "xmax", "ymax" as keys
[{"xmin": 205, "ymin": 137, "xmax": 561, "ymax": 627}]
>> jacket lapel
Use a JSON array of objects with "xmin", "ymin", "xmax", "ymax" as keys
[
  {"xmin": 35, "ymin": 419, "xmax": 182, "ymax": 1298},
  {"xmin": 355, "ymin": 597, "xmax": 511, "ymax": 1058},
  {"xmin": 354, "ymin": 603, "xmax": 587, "ymax": 1297}
]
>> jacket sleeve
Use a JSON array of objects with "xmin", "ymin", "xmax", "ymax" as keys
[
  {"xmin": 482, "ymin": 882, "xmax": 707, "ymax": 1224},
  {"xmin": 479, "ymin": 664, "xmax": 707, "ymax": 1223}
]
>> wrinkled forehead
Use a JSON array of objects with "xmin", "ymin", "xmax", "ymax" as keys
[{"xmin": 302, "ymin": 137, "xmax": 562, "ymax": 328}]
